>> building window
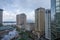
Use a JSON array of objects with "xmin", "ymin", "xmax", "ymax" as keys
[
  {"xmin": 56, "ymin": 10, "xmax": 60, "ymax": 13},
  {"xmin": 56, "ymin": 7, "xmax": 60, "ymax": 10},
  {"xmin": 57, "ymin": 28, "xmax": 60, "ymax": 32},
  {"xmin": 56, "ymin": 2, "xmax": 60, "ymax": 6},
  {"xmin": 56, "ymin": 0, "xmax": 60, "ymax": 2},
  {"xmin": 56, "ymin": 7, "xmax": 60, "ymax": 12}
]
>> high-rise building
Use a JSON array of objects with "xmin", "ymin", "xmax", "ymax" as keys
[
  {"xmin": 51, "ymin": 0, "xmax": 60, "ymax": 40},
  {"xmin": 35, "ymin": 7, "xmax": 45, "ymax": 38},
  {"xmin": 45, "ymin": 9, "xmax": 51, "ymax": 40},
  {"xmin": 16, "ymin": 13, "xmax": 26, "ymax": 29},
  {"xmin": 0, "ymin": 9, "xmax": 3, "ymax": 26}
]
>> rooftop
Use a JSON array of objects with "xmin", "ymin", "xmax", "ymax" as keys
[{"xmin": 0, "ymin": 9, "xmax": 3, "ymax": 11}]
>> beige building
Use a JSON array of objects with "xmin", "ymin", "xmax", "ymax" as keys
[
  {"xmin": 35, "ymin": 7, "xmax": 45, "ymax": 38},
  {"xmin": 16, "ymin": 13, "xmax": 26, "ymax": 29}
]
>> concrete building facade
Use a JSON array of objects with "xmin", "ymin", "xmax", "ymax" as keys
[
  {"xmin": 45, "ymin": 9, "xmax": 51, "ymax": 40},
  {"xmin": 35, "ymin": 7, "xmax": 45, "ymax": 38},
  {"xmin": 16, "ymin": 13, "xmax": 26, "ymax": 29}
]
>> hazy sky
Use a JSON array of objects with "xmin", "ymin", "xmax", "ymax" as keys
[{"xmin": 0, "ymin": 0, "xmax": 50, "ymax": 21}]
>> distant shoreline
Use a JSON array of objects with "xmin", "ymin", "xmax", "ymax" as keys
[{"xmin": 3, "ymin": 22, "xmax": 16, "ymax": 25}]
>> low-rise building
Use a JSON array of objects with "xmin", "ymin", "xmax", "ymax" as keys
[{"xmin": 0, "ymin": 26, "xmax": 14, "ymax": 39}]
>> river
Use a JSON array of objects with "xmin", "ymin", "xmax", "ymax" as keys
[{"xmin": 3, "ymin": 23, "xmax": 16, "ymax": 25}]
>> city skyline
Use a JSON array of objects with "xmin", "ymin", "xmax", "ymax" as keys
[
  {"xmin": 0, "ymin": 0, "xmax": 60, "ymax": 40},
  {"xmin": 0, "ymin": 0, "xmax": 50, "ymax": 21}
]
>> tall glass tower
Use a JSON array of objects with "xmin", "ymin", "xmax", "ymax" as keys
[
  {"xmin": 51, "ymin": 0, "xmax": 60, "ymax": 40},
  {"xmin": 0, "ymin": 9, "xmax": 3, "ymax": 26}
]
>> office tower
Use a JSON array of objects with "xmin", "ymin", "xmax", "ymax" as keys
[
  {"xmin": 16, "ymin": 13, "xmax": 26, "ymax": 29},
  {"xmin": 35, "ymin": 7, "xmax": 45, "ymax": 38},
  {"xmin": 51, "ymin": 0, "xmax": 60, "ymax": 40},
  {"xmin": 0, "ymin": 9, "xmax": 3, "ymax": 26},
  {"xmin": 45, "ymin": 9, "xmax": 51, "ymax": 40}
]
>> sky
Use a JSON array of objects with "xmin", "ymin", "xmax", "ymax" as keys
[{"xmin": 0, "ymin": 0, "xmax": 50, "ymax": 22}]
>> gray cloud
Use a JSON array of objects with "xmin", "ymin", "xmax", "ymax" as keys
[{"xmin": 0, "ymin": 0, "xmax": 50, "ymax": 21}]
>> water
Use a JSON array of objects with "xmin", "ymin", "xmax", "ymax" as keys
[{"xmin": 3, "ymin": 23, "xmax": 16, "ymax": 25}]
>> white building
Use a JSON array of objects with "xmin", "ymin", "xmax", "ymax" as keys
[{"xmin": 45, "ymin": 9, "xmax": 51, "ymax": 40}]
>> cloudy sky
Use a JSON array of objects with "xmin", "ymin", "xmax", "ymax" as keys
[{"xmin": 0, "ymin": 0, "xmax": 50, "ymax": 21}]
